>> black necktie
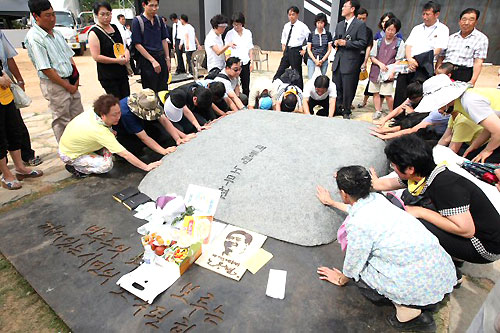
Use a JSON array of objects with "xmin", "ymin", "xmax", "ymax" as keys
[
  {"xmin": 285, "ymin": 24, "xmax": 294, "ymax": 48},
  {"xmin": 343, "ymin": 21, "xmax": 348, "ymax": 35},
  {"xmin": 174, "ymin": 23, "xmax": 177, "ymax": 40}
]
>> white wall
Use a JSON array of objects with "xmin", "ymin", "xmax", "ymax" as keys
[{"xmin": 204, "ymin": 0, "xmax": 221, "ymax": 37}]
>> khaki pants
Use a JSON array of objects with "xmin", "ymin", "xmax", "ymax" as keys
[{"xmin": 40, "ymin": 78, "xmax": 84, "ymax": 142}]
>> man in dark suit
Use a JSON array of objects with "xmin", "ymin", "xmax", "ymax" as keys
[{"xmin": 331, "ymin": 0, "xmax": 368, "ymax": 119}]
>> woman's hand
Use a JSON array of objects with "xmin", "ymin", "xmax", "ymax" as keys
[
  {"xmin": 317, "ymin": 266, "xmax": 349, "ymax": 286},
  {"xmin": 145, "ymin": 161, "xmax": 161, "ymax": 171},
  {"xmin": 0, "ymin": 75, "xmax": 12, "ymax": 89},
  {"xmin": 116, "ymin": 56, "xmax": 128, "ymax": 65},
  {"xmin": 316, "ymin": 185, "xmax": 333, "ymax": 206}
]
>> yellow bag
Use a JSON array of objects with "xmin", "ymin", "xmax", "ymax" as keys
[
  {"xmin": 0, "ymin": 87, "xmax": 14, "ymax": 105},
  {"xmin": 359, "ymin": 69, "xmax": 368, "ymax": 81}
]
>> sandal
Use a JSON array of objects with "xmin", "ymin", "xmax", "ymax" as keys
[
  {"xmin": 1, "ymin": 177, "xmax": 22, "ymax": 190},
  {"xmin": 24, "ymin": 155, "xmax": 43, "ymax": 167},
  {"xmin": 15, "ymin": 169, "xmax": 43, "ymax": 181}
]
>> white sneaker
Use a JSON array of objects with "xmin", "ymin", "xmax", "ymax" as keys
[{"xmin": 372, "ymin": 111, "xmax": 382, "ymax": 120}]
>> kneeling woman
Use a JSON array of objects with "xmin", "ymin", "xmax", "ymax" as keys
[{"xmin": 316, "ymin": 166, "xmax": 456, "ymax": 331}]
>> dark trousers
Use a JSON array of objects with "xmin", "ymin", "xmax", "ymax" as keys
[
  {"xmin": 139, "ymin": 51, "xmax": 168, "ymax": 93},
  {"xmin": 0, "ymin": 101, "xmax": 23, "ymax": 159},
  {"xmin": 451, "ymin": 66, "xmax": 473, "ymax": 82},
  {"xmin": 100, "ymin": 78, "xmax": 130, "ymax": 100},
  {"xmin": 308, "ymin": 97, "xmax": 331, "ymax": 116},
  {"xmin": 332, "ymin": 69, "xmax": 359, "ymax": 116},
  {"xmin": 116, "ymin": 120, "xmax": 175, "ymax": 157},
  {"xmin": 273, "ymin": 47, "xmax": 304, "ymax": 89},
  {"xmin": 419, "ymin": 219, "xmax": 491, "ymax": 264},
  {"xmin": 17, "ymin": 108, "xmax": 35, "ymax": 162},
  {"xmin": 172, "ymin": 115, "xmax": 202, "ymax": 135},
  {"xmin": 175, "ymin": 39, "xmax": 185, "ymax": 73},
  {"xmin": 240, "ymin": 62, "xmax": 251, "ymax": 96},
  {"xmin": 186, "ymin": 50, "xmax": 194, "ymax": 74}
]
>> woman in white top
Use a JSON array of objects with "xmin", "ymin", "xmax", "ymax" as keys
[
  {"xmin": 224, "ymin": 12, "xmax": 254, "ymax": 96},
  {"xmin": 179, "ymin": 14, "xmax": 201, "ymax": 75},
  {"xmin": 204, "ymin": 14, "xmax": 234, "ymax": 72}
]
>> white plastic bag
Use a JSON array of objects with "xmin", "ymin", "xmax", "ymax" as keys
[{"xmin": 10, "ymin": 83, "xmax": 31, "ymax": 108}]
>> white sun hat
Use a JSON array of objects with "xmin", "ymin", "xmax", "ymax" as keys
[{"xmin": 414, "ymin": 74, "xmax": 471, "ymax": 113}]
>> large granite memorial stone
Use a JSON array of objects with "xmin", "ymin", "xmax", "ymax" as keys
[{"xmin": 140, "ymin": 110, "xmax": 388, "ymax": 246}]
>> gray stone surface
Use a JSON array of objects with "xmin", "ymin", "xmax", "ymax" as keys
[
  {"xmin": 140, "ymin": 110, "xmax": 388, "ymax": 246},
  {"xmin": 0, "ymin": 163, "xmax": 397, "ymax": 332}
]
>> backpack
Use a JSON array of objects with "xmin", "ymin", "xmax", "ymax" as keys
[
  {"xmin": 130, "ymin": 14, "xmax": 162, "ymax": 61},
  {"xmin": 205, "ymin": 67, "xmax": 221, "ymax": 80}
]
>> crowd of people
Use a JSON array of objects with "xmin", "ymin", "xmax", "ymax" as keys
[{"xmin": 0, "ymin": 0, "xmax": 499, "ymax": 330}]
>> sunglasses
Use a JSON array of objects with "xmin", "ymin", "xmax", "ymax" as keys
[{"xmin": 231, "ymin": 67, "xmax": 241, "ymax": 72}]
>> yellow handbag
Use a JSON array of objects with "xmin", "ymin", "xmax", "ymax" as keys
[{"xmin": 359, "ymin": 69, "xmax": 368, "ymax": 81}]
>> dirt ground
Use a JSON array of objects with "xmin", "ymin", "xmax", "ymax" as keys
[{"xmin": 0, "ymin": 49, "xmax": 499, "ymax": 332}]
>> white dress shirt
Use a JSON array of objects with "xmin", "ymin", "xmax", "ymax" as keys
[
  {"xmin": 280, "ymin": 20, "xmax": 310, "ymax": 48},
  {"xmin": 442, "ymin": 29, "xmax": 488, "ymax": 67},
  {"xmin": 224, "ymin": 28, "xmax": 254, "ymax": 65},
  {"xmin": 181, "ymin": 23, "xmax": 196, "ymax": 51},
  {"xmin": 406, "ymin": 19, "xmax": 449, "ymax": 57}
]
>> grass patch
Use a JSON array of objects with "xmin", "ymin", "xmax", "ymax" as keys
[{"xmin": 0, "ymin": 254, "xmax": 70, "ymax": 332}]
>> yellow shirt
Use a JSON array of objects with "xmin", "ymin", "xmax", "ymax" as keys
[
  {"xmin": 448, "ymin": 113, "xmax": 483, "ymax": 145},
  {"xmin": 59, "ymin": 110, "xmax": 125, "ymax": 159}
]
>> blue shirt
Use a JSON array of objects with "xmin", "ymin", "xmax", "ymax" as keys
[
  {"xmin": 423, "ymin": 110, "xmax": 450, "ymax": 135},
  {"xmin": 131, "ymin": 14, "xmax": 169, "ymax": 53},
  {"xmin": 114, "ymin": 98, "xmax": 144, "ymax": 135}
]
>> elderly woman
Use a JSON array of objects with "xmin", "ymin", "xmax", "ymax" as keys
[
  {"xmin": 316, "ymin": 165, "xmax": 455, "ymax": 332},
  {"xmin": 88, "ymin": 1, "xmax": 130, "ymax": 99},
  {"xmin": 306, "ymin": 13, "xmax": 332, "ymax": 79}
]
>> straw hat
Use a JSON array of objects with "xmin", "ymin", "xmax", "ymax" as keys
[
  {"xmin": 414, "ymin": 74, "xmax": 470, "ymax": 113},
  {"xmin": 127, "ymin": 89, "xmax": 163, "ymax": 120}
]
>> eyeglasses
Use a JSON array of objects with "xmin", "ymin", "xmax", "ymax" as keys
[
  {"xmin": 98, "ymin": 12, "xmax": 111, "ymax": 17},
  {"xmin": 460, "ymin": 18, "xmax": 476, "ymax": 23},
  {"xmin": 231, "ymin": 67, "xmax": 241, "ymax": 72}
]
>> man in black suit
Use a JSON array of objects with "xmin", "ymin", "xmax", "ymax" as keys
[{"xmin": 331, "ymin": 0, "xmax": 368, "ymax": 119}]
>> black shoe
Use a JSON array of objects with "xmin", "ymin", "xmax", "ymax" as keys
[
  {"xmin": 343, "ymin": 113, "xmax": 351, "ymax": 119},
  {"xmin": 454, "ymin": 266, "xmax": 463, "ymax": 289},
  {"xmin": 65, "ymin": 164, "xmax": 88, "ymax": 179},
  {"xmin": 386, "ymin": 312, "xmax": 436, "ymax": 332}
]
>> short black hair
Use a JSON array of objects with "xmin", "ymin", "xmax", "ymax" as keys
[
  {"xmin": 336, "ymin": 166, "xmax": 371, "ymax": 200},
  {"xmin": 225, "ymin": 56, "xmax": 241, "ymax": 68},
  {"xmin": 193, "ymin": 86, "xmax": 212, "ymax": 110},
  {"xmin": 357, "ymin": 7, "xmax": 368, "ymax": 16},
  {"xmin": 314, "ymin": 75, "xmax": 330, "ymax": 89},
  {"xmin": 460, "ymin": 8, "xmax": 480, "ymax": 20},
  {"xmin": 314, "ymin": 12, "xmax": 328, "ymax": 25},
  {"xmin": 437, "ymin": 62, "xmax": 455, "ymax": 75},
  {"xmin": 169, "ymin": 13, "xmax": 178, "ymax": 20},
  {"xmin": 142, "ymin": 0, "xmax": 158, "ymax": 5},
  {"xmin": 208, "ymin": 81, "xmax": 225, "ymax": 102},
  {"xmin": 231, "ymin": 12, "xmax": 245, "ymax": 26},
  {"xmin": 210, "ymin": 14, "xmax": 228, "ymax": 29},
  {"xmin": 345, "ymin": 0, "xmax": 361, "ymax": 16},
  {"xmin": 378, "ymin": 11, "xmax": 396, "ymax": 30},
  {"xmin": 28, "ymin": 0, "xmax": 52, "ymax": 17},
  {"xmin": 384, "ymin": 17, "xmax": 401, "ymax": 33},
  {"xmin": 117, "ymin": 14, "xmax": 125, "ymax": 20},
  {"xmin": 93, "ymin": 1, "xmax": 112, "ymax": 15},
  {"xmin": 287, "ymin": 6, "xmax": 299, "ymax": 14},
  {"xmin": 180, "ymin": 14, "xmax": 188, "ymax": 22},
  {"xmin": 384, "ymin": 134, "xmax": 436, "ymax": 178},
  {"xmin": 423, "ymin": 1, "xmax": 441, "ymax": 13},
  {"xmin": 406, "ymin": 82, "xmax": 423, "ymax": 100},
  {"xmin": 281, "ymin": 94, "xmax": 297, "ymax": 112}
]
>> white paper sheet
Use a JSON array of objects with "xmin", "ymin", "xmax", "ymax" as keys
[{"xmin": 266, "ymin": 269, "xmax": 287, "ymax": 299}]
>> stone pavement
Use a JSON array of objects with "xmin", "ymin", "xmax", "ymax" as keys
[{"xmin": 1, "ymin": 49, "xmax": 499, "ymax": 332}]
